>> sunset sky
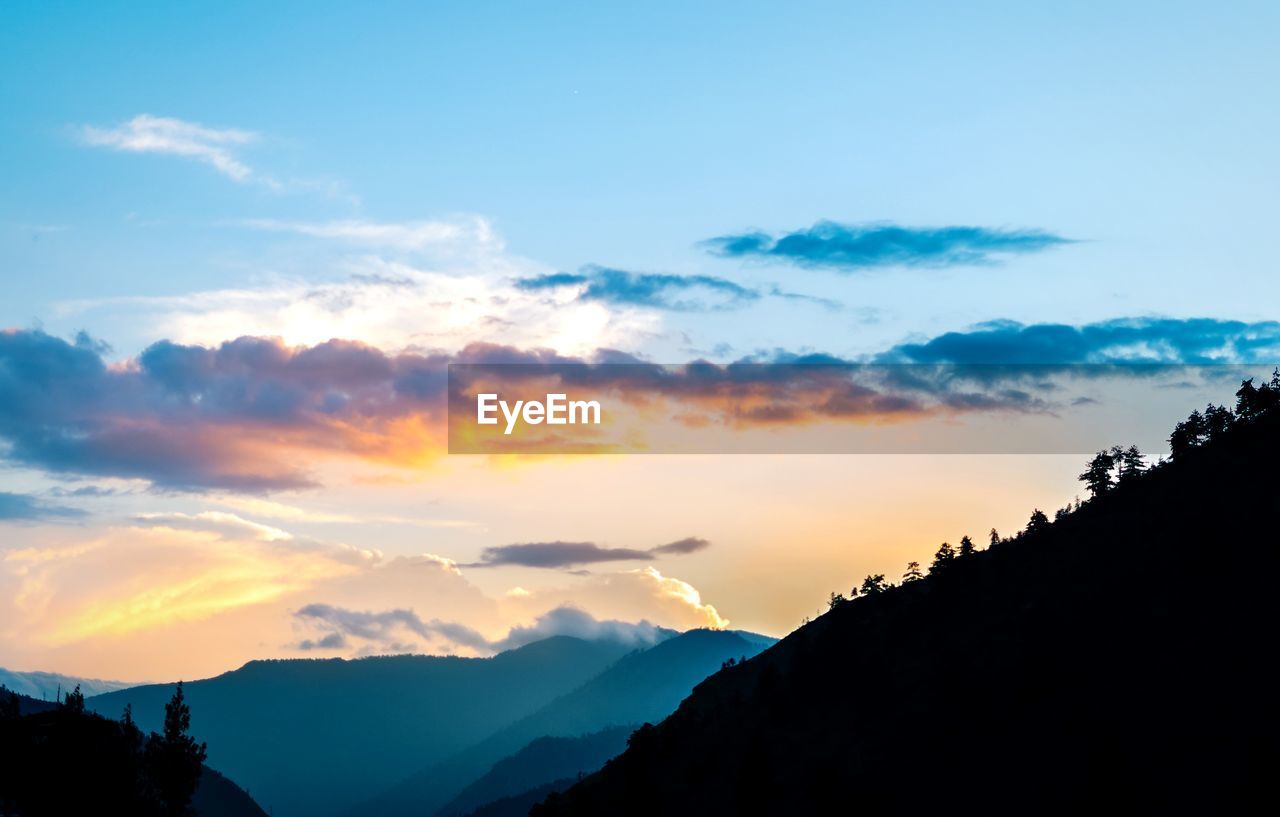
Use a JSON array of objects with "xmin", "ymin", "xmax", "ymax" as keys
[{"xmin": 2, "ymin": 1, "xmax": 1278, "ymax": 681}]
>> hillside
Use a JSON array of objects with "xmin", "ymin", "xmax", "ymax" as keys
[
  {"xmin": 0, "ymin": 668, "xmax": 135, "ymax": 700},
  {"xmin": 435, "ymin": 726, "xmax": 634, "ymax": 817},
  {"xmin": 0, "ymin": 703, "xmax": 267, "ymax": 817},
  {"xmin": 534, "ymin": 390, "xmax": 1280, "ymax": 816},
  {"xmin": 356, "ymin": 629, "xmax": 775, "ymax": 817},
  {"xmin": 89, "ymin": 635, "xmax": 634, "ymax": 817}
]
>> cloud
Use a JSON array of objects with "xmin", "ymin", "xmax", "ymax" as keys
[
  {"xmin": 467, "ymin": 537, "xmax": 711, "ymax": 568},
  {"xmin": 0, "ymin": 492, "xmax": 86, "ymax": 522},
  {"xmin": 516, "ymin": 265, "xmax": 759, "ymax": 311},
  {"xmin": 883, "ymin": 317, "xmax": 1280, "ymax": 364},
  {"xmin": 81, "ymin": 114, "xmax": 258, "ymax": 182},
  {"xmin": 704, "ymin": 221, "xmax": 1071, "ymax": 271},
  {"xmin": 292, "ymin": 602, "xmax": 675, "ymax": 655},
  {"xmin": 239, "ymin": 216, "xmax": 500, "ymax": 252},
  {"xmin": 293, "ymin": 603, "xmax": 492, "ymax": 652},
  {"xmin": 650, "ymin": 536, "xmax": 711, "ymax": 555}
]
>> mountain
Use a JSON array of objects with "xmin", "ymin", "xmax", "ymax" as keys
[
  {"xmin": 0, "ymin": 687, "xmax": 57, "ymax": 717},
  {"xmin": 0, "ymin": 668, "xmax": 134, "ymax": 700},
  {"xmin": 532, "ymin": 395, "xmax": 1280, "ymax": 816},
  {"xmin": 359, "ymin": 629, "xmax": 775, "ymax": 817},
  {"xmin": 89, "ymin": 635, "xmax": 635, "ymax": 817},
  {"xmin": 434, "ymin": 726, "xmax": 634, "ymax": 817},
  {"xmin": 0, "ymin": 703, "xmax": 267, "ymax": 817}
]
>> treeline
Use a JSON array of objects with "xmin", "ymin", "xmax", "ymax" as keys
[
  {"xmin": 825, "ymin": 371, "xmax": 1280, "ymax": 612},
  {"xmin": 0, "ymin": 682, "xmax": 206, "ymax": 817}
]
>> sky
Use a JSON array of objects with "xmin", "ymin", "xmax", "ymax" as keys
[{"xmin": 1, "ymin": 1, "xmax": 1278, "ymax": 681}]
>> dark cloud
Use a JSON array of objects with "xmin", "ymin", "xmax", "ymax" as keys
[
  {"xmin": 650, "ymin": 536, "xmax": 711, "ymax": 555},
  {"xmin": 704, "ymin": 221, "xmax": 1071, "ymax": 271},
  {"xmin": 0, "ymin": 491, "xmax": 86, "ymax": 522},
  {"xmin": 516, "ymin": 265, "xmax": 759, "ymax": 311},
  {"xmin": 882, "ymin": 318, "xmax": 1280, "ymax": 364},
  {"xmin": 293, "ymin": 603, "xmax": 673, "ymax": 655},
  {"xmin": 467, "ymin": 537, "xmax": 712, "ymax": 568},
  {"xmin": 293, "ymin": 603, "xmax": 491, "ymax": 652}
]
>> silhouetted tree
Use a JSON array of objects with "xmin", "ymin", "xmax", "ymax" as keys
[
  {"xmin": 1, "ymin": 688, "xmax": 19, "ymax": 720},
  {"xmin": 147, "ymin": 682, "xmax": 207, "ymax": 817},
  {"xmin": 1026, "ymin": 509, "xmax": 1050, "ymax": 535},
  {"xmin": 1079, "ymin": 449, "xmax": 1116, "ymax": 497},
  {"xmin": 62, "ymin": 684, "xmax": 85, "ymax": 715},
  {"xmin": 1203, "ymin": 403, "xmax": 1234, "ymax": 438},
  {"xmin": 1236, "ymin": 378, "xmax": 1261, "ymax": 420},
  {"xmin": 1118, "ymin": 445, "xmax": 1146, "ymax": 482},
  {"xmin": 828, "ymin": 591, "xmax": 846, "ymax": 611},
  {"xmin": 930, "ymin": 542, "xmax": 955, "ymax": 575},
  {"xmin": 958, "ymin": 535, "xmax": 976, "ymax": 558},
  {"xmin": 902, "ymin": 561, "xmax": 924, "ymax": 582},
  {"xmin": 989, "ymin": 528, "xmax": 1000, "ymax": 548},
  {"xmin": 860, "ymin": 574, "xmax": 890, "ymax": 595}
]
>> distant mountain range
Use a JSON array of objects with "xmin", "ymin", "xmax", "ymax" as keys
[
  {"xmin": 530, "ymin": 393, "xmax": 1280, "ymax": 816},
  {"xmin": 358, "ymin": 629, "xmax": 775, "ymax": 817},
  {"xmin": 85, "ymin": 627, "xmax": 774, "ymax": 817},
  {"xmin": 0, "ymin": 668, "xmax": 135, "ymax": 700}
]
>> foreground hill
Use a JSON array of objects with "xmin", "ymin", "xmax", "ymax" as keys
[
  {"xmin": 90, "ymin": 635, "xmax": 635, "ymax": 817},
  {"xmin": 535, "ymin": 394, "xmax": 1280, "ymax": 816},
  {"xmin": 0, "ymin": 704, "xmax": 267, "ymax": 817},
  {"xmin": 355, "ymin": 629, "xmax": 774, "ymax": 817}
]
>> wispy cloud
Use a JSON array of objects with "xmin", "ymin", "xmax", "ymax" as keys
[
  {"xmin": 239, "ymin": 216, "xmax": 500, "ymax": 252},
  {"xmin": 467, "ymin": 537, "xmax": 711, "ymax": 569},
  {"xmin": 704, "ymin": 221, "xmax": 1072, "ymax": 271},
  {"xmin": 516, "ymin": 265, "xmax": 760, "ymax": 311},
  {"xmin": 881, "ymin": 317, "xmax": 1280, "ymax": 364},
  {"xmin": 0, "ymin": 492, "xmax": 86, "ymax": 523},
  {"xmin": 81, "ymin": 114, "xmax": 259, "ymax": 182}
]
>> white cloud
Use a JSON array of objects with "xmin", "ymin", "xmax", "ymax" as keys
[
  {"xmin": 82, "ymin": 114, "xmax": 258, "ymax": 182},
  {"xmin": 240, "ymin": 216, "xmax": 501, "ymax": 252}
]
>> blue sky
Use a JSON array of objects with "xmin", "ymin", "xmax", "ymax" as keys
[
  {"xmin": 2, "ymin": 1, "xmax": 1279, "ymax": 680},
  {"xmin": 4, "ymin": 1, "xmax": 1279, "ymax": 357}
]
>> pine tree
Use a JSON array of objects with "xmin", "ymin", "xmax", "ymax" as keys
[
  {"xmin": 1118, "ymin": 445, "xmax": 1146, "ymax": 482},
  {"xmin": 147, "ymin": 682, "xmax": 208, "ymax": 817},
  {"xmin": 1, "ymin": 688, "xmax": 19, "ymax": 720},
  {"xmin": 930, "ymin": 542, "xmax": 955, "ymax": 575},
  {"xmin": 1026, "ymin": 509, "xmax": 1050, "ymax": 534},
  {"xmin": 989, "ymin": 528, "xmax": 1000, "ymax": 548},
  {"xmin": 1079, "ymin": 449, "xmax": 1117, "ymax": 497},
  {"xmin": 902, "ymin": 561, "xmax": 924, "ymax": 582},
  {"xmin": 62, "ymin": 684, "xmax": 85, "ymax": 714},
  {"xmin": 958, "ymin": 535, "xmax": 976, "ymax": 557},
  {"xmin": 860, "ymin": 574, "xmax": 889, "ymax": 595}
]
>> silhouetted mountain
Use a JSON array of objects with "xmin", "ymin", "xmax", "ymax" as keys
[
  {"xmin": 0, "ymin": 686, "xmax": 57, "ymax": 717},
  {"xmin": 435, "ymin": 726, "xmax": 633, "ymax": 817},
  {"xmin": 89, "ymin": 636, "xmax": 634, "ymax": 817},
  {"xmin": 0, "ymin": 668, "xmax": 135, "ymax": 700},
  {"xmin": 359, "ymin": 629, "xmax": 775, "ymax": 817},
  {"xmin": 0, "ymin": 702, "xmax": 266, "ymax": 817},
  {"xmin": 462, "ymin": 779, "xmax": 568, "ymax": 817},
  {"xmin": 533, "ymin": 398, "xmax": 1280, "ymax": 816}
]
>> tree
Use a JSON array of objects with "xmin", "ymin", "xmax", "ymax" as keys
[
  {"xmin": 828, "ymin": 591, "xmax": 846, "ymax": 611},
  {"xmin": 860, "ymin": 574, "xmax": 889, "ymax": 595},
  {"xmin": 930, "ymin": 542, "xmax": 955, "ymax": 575},
  {"xmin": 1236, "ymin": 378, "xmax": 1261, "ymax": 420},
  {"xmin": 902, "ymin": 561, "xmax": 924, "ymax": 582},
  {"xmin": 1079, "ymin": 449, "xmax": 1116, "ymax": 498},
  {"xmin": 1117, "ymin": 445, "xmax": 1146, "ymax": 482},
  {"xmin": 147, "ymin": 682, "xmax": 207, "ymax": 817},
  {"xmin": 957, "ymin": 535, "xmax": 976, "ymax": 558},
  {"xmin": 989, "ymin": 528, "xmax": 1000, "ymax": 548},
  {"xmin": 62, "ymin": 684, "xmax": 85, "ymax": 715},
  {"xmin": 1, "ymin": 688, "xmax": 19, "ymax": 720},
  {"xmin": 1203, "ymin": 403, "xmax": 1233, "ymax": 438},
  {"xmin": 1026, "ymin": 509, "xmax": 1050, "ymax": 535}
]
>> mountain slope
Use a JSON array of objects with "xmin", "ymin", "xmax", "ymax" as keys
[
  {"xmin": 0, "ymin": 705, "xmax": 267, "ymax": 817},
  {"xmin": 0, "ymin": 668, "xmax": 134, "ymax": 699},
  {"xmin": 358, "ymin": 629, "xmax": 775, "ymax": 817},
  {"xmin": 89, "ymin": 635, "xmax": 634, "ymax": 817},
  {"xmin": 435, "ymin": 726, "xmax": 634, "ymax": 817},
  {"xmin": 534, "ymin": 406, "xmax": 1280, "ymax": 816}
]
